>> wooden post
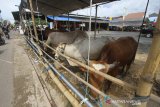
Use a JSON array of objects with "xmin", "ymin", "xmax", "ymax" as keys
[
  {"xmin": 67, "ymin": 13, "xmax": 70, "ymax": 31},
  {"xmin": 98, "ymin": 23, "xmax": 100, "ymax": 33},
  {"xmin": 28, "ymin": 0, "xmax": 38, "ymax": 41},
  {"xmin": 135, "ymin": 11, "xmax": 160, "ymax": 107},
  {"xmin": 82, "ymin": 22, "xmax": 84, "ymax": 31},
  {"xmin": 155, "ymin": 63, "xmax": 160, "ymax": 80}
]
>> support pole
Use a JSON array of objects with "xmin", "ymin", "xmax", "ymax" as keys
[
  {"xmin": 135, "ymin": 11, "xmax": 160, "ymax": 107},
  {"xmin": 45, "ymin": 16, "xmax": 48, "ymax": 26},
  {"xmin": 29, "ymin": 0, "xmax": 38, "ymax": 41},
  {"xmin": 94, "ymin": 5, "xmax": 98, "ymax": 38},
  {"xmin": 86, "ymin": 0, "xmax": 92, "ymax": 97},
  {"xmin": 68, "ymin": 13, "xmax": 70, "ymax": 31},
  {"xmin": 82, "ymin": 22, "xmax": 84, "ymax": 31},
  {"xmin": 98, "ymin": 23, "xmax": 100, "ymax": 33}
]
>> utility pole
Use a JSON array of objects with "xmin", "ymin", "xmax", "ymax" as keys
[{"xmin": 122, "ymin": 7, "xmax": 127, "ymax": 31}]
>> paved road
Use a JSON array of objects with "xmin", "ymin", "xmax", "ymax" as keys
[
  {"xmin": 0, "ymin": 33, "xmax": 14, "ymax": 107},
  {"xmin": 86, "ymin": 31, "xmax": 152, "ymax": 45}
]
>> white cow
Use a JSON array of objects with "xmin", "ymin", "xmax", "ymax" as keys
[
  {"xmin": 55, "ymin": 37, "xmax": 113, "ymax": 66},
  {"xmin": 45, "ymin": 30, "xmax": 88, "ymax": 49}
]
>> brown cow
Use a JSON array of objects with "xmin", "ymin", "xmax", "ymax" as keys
[
  {"xmin": 81, "ymin": 37, "xmax": 137, "ymax": 98},
  {"xmin": 98, "ymin": 36, "xmax": 138, "ymax": 91}
]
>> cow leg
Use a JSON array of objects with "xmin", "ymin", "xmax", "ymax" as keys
[
  {"xmin": 104, "ymin": 80, "xmax": 112, "ymax": 93},
  {"xmin": 89, "ymin": 74, "xmax": 104, "ymax": 99},
  {"xmin": 121, "ymin": 62, "xmax": 132, "ymax": 77}
]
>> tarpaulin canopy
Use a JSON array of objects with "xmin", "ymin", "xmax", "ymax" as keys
[
  {"xmin": 47, "ymin": 15, "xmax": 109, "ymax": 23},
  {"xmin": 20, "ymin": 0, "xmax": 116, "ymax": 15},
  {"xmin": 47, "ymin": 16, "xmax": 80, "ymax": 22}
]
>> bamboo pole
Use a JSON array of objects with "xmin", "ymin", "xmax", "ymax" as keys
[
  {"xmin": 24, "ymin": 34, "xmax": 160, "ymax": 104},
  {"xmin": 37, "ymin": 37, "xmax": 136, "ymax": 90},
  {"xmin": 25, "ymin": 36, "xmax": 81, "ymax": 107},
  {"xmin": 155, "ymin": 63, "xmax": 160, "ymax": 80},
  {"xmin": 135, "ymin": 11, "xmax": 160, "ymax": 107},
  {"xmin": 28, "ymin": 0, "xmax": 38, "ymax": 41},
  {"xmin": 30, "ymin": 40, "xmax": 43, "ymax": 56},
  {"xmin": 43, "ymin": 63, "xmax": 81, "ymax": 107}
]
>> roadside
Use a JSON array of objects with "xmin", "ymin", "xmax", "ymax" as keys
[
  {"xmin": 13, "ymin": 31, "xmax": 51, "ymax": 107},
  {"xmin": 0, "ymin": 31, "xmax": 14, "ymax": 107},
  {"xmin": 0, "ymin": 30, "xmax": 52, "ymax": 107}
]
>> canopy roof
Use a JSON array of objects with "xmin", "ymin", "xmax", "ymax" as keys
[
  {"xmin": 20, "ymin": 0, "xmax": 116, "ymax": 15},
  {"xmin": 47, "ymin": 16, "xmax": 80, "ymax": 22},
  {"xmin": 47, "ymin": 15, "xmax": 109, "ymax": 23}
]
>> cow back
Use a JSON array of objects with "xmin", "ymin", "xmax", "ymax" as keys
[{"xmin": 99, "ymin": 36, "xmax": 138, "ymax": 66}]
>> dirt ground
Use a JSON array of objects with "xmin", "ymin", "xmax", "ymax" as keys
[{"xmin": 51, "ymin": 36, "xmax": 160, "ymax": 107}]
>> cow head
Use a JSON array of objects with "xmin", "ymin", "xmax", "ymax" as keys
[
  {"xmin": 80, "ymin": 61, "xmax": 118, "ymax": 98},
  {"xmin": 55, "ymin": 43, "xmax": 67, "ymax": 61}
]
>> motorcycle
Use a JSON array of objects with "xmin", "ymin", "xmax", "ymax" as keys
[
  {"xmin": 3, "ymin": 29, "xmax": 10, "ymax": 39},
  {"xmin": 0, "ymin": 35, "xmax": 5, "ymax": 45}
]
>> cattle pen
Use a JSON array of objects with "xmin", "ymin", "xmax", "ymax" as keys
[{"xmin": 15, "ymin": 0, "xmax": 160, "ymax": 107}]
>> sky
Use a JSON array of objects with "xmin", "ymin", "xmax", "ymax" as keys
[
  {"xmin": 0, "ymin": 0, "xmax": 21, "ymax": 23},
  {"xmin": 71, "ymin": 0, "xmax": 160, "ymax": 17},
  {"xmin": 0, "ymin": 0, "xmax": 159, "ymax": 23}
]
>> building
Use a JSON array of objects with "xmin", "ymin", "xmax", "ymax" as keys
[
  {"xmin": 47, "ymin": 14, "xmax": 109, "ymax": 31},
  {"xmin": 109, "ymin": 12, "xmax": 145, "ymax": 27}
]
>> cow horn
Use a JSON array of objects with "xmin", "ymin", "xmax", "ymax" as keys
[{"xmin": 108, "ymin": 61, "xmax": 119, "ymax": 69}]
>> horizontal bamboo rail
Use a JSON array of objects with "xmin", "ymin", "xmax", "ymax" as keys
[
  {"xmin": 26, "ymin": 37, "xmax": 96, "ymax": 107},
  {"xmin": 25, "ymin": 36, "xmax": 120, "ymax": 107},
  {"xmin": 39, "ymin": 39, "xmax": 136, "ymax": 90},
  {"xmin": 43, "ymin": 63, "xmax": 81, "ymax": 107},
  {"xmin": 26, "ymin": 38, "xmax": 83, "ymax": 107},
  {"xmin": 25, "ymin": 34, "xmax": 160, "ymax": 104}
]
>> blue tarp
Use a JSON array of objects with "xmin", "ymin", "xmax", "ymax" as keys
[{"xmin": 47, "ymin": 16, "xmax": 80, "ymax": 22}]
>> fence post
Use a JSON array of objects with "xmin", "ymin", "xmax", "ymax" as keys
[
  {"xmin": 28, "ymin": 0, "xmax": 38, "ymax": 41},
  {"xmin": 135, "ymin": 11, "xmax": 160, "ymax": 107}
]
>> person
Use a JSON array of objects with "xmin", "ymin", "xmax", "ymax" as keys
[
  {"xmin": 0, "ymin": 27, "xmax": 5, "ymax": 45},
  {"xmin": 2, "ymin": 24, "xmax": 10, "ymax": 39}
]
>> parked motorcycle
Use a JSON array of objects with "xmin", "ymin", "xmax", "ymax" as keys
[
  {"xmin": 2, "ymin": 26, "xmax": 10, "ymax": 39},
  {"xmin": 0, "ymin": 36, "xmax": 5, "ymax": 45},
  {"xmin": 3, "ymin": 29, "xmax": 10, "ymax": 39}
]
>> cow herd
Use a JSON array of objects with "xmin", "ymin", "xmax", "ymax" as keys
[{"xmin": 26, "ymin": 28, "xmax": 138, "ymax": 99}]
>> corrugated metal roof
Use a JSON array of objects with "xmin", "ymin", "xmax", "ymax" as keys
[{"xmin": 20, "ymin": 0, "xmax": 116, "ymax": 15}]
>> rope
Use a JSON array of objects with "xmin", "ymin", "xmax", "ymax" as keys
[
  {"xmin": 132, "ymin": 95, "xmax": 150, "ymax": 102},
  {"xmin": 24, "ymin": 35, "xmax": 121, "ymax": 107},
  {"xmin": 80, "ymin": 98, "xmax": 88, "ymax": 105},
  {"xmin": 29, "ymin": 33, "xmax": 136, "ymax": 91},
  {"xmin": 86, "ymin": 0, "xmax": 93, "ymax": 98}
]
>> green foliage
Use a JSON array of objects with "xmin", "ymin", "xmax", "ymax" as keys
[{"xmin": 34, "ymin": 18, "xmax": 47, "ymax": 25}]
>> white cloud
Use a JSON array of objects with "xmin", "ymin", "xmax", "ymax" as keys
[
  {"xmin": 0, "ymin": 0, "xmax": 159, "ymax": 23},
  {"xmin": 0, "ymin": 0, "xmax": 21, "ymax": 21},
  {"xmin": 71, "ymin": 0, "xmax": 160, "ymax": 17}
]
